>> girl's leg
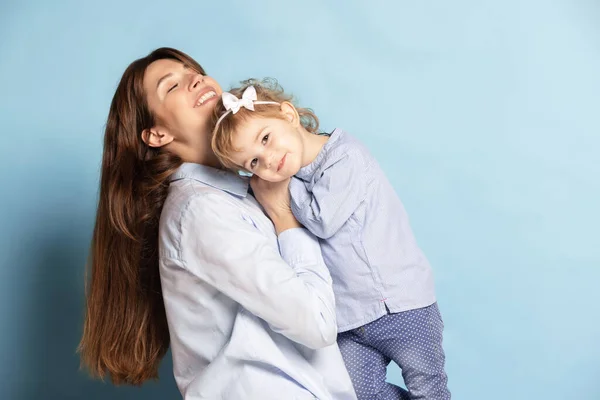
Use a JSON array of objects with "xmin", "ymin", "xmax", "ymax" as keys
[
  {"xmin": 372, "ymin": 304, "xmax": 450, "ymax": 400},
  {"xmin": 338, "ymin": 328, "xmax": 410, "ymax": 400}
]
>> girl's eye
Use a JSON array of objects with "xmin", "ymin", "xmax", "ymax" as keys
[
  {"xmin": 250, "ymin": 158, "xmax": 258, "ymax": 169},
  {"xmin": 168, "ymin": 83, "xmax": 178, "ymax": 93},
  {"xmin": 261, "ymin": 134, "xmax": 269, "ymax": 144}
]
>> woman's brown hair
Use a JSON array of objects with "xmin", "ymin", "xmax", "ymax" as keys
[{"xmin": 78, "ymin": 48, "xmax": 206, "ymax": 385}]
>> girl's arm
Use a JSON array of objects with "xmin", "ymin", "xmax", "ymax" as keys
[{"xmin": 290, "ymin": 150, "xmax": 368, "ymax": 239}]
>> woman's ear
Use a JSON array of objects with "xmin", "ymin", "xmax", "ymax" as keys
[
  {"xmin": 141, "ymin": 126, "xmax": 174, "ymax": 148},
  {"xmin": 279, "ymin": 102, "xmax": 300, "ymax": 127}
]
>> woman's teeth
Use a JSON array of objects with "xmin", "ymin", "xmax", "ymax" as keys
[{"xmin": 196, "ymin": 91, "xmax": 216, "ymax": 106}]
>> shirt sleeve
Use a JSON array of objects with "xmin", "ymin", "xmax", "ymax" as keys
[
  {"xmin": 290, "ymin": 150, "xmax": 368, "ymax": 239},
  {"xmin": 179, "ymin": 192, "xmax": 337, "ymax": 349}
]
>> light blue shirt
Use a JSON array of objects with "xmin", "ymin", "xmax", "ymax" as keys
[
  {"xmin": 290, "ymin": 129, "xmax": 437, "ymax": 332},
  {"xmin": 158, "ymin": 163, "xmax": 356, "ymax": 400}
]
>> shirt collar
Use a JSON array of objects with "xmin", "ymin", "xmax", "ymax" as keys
[
  {"xmin": 296, "ymin": 128, "xmax": 344, "ymax": 180},
  {"xmin": 170, "ymin": 162, "xmax": 249, "ymax": 197}
]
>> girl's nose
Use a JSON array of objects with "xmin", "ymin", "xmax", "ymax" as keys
[{"xmin": 262, "ymin": 153, "xmax": 274, "ymax": 168}]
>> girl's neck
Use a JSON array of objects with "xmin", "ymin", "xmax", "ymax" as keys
[{"xmin": 300, "ymin": 128, "xmax": 329, "ymax": 167}]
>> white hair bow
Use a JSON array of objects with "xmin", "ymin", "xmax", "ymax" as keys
[
  {"xmin": 222, "ymin": 85, "xmax": 258, "ymax": 114},
  {"xmin": 213, "ymin": 85, "xmax": 280, "ymax": 134}
]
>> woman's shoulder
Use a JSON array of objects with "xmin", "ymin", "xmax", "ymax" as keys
[{"xmin": 163, "ymin": 180, "xmax": 243, "ymax": 221}]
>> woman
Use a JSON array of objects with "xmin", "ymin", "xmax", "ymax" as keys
[{"xmin": 79, "ymin": 47, "xmax": 357, "ymax": 400}]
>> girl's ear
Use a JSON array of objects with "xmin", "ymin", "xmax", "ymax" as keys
[
  {"xmin": 279, "ymin": 102, "xmax": 300, "ymax": 127},
  {"xmin": 141, "ymin": 126, "xmax": 174, "ymax": 147}
]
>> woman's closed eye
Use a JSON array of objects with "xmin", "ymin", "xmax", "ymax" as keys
[{"xmin": 168, "ymin": 83, "xmax": 178, "ymax": 93}]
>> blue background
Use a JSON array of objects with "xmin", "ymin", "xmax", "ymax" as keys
[{"xmin": 1, "ymin": 1, "xmax": 599, "ymax": 399}]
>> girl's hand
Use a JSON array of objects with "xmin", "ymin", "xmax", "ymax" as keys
[{"xmin": 250, "ymin": 176, "xmax": 301, "ymax": 234}]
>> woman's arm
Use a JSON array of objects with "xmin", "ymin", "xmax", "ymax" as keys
[{"xmin": 179, "ymin": 192, "xmax": 337, "ymax": 349}]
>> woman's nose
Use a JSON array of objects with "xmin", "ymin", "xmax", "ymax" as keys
[{"xmin": 188, "ymin": 74, "xmax": 204, "ymax": 91}]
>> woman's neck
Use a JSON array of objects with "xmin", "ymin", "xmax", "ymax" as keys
[{"xmin": 171, "ymin": 135, "xmax": 222, "ymax": 168}]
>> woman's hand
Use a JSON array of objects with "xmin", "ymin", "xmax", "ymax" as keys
[{"xmin": 250, "ymin": 176, "xmax": 301, "ymax": 234}]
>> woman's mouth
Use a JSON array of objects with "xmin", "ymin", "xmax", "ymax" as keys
[
  {"xmin": 195, "ymin": 89, "xmax": 217, "ymax": 107},
  {"xmin": 277, "ymin": 153, "xmax": 287, "ymax": 172}
]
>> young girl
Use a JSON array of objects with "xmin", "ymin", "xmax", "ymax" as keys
[{"xmin": 212, "ymin": 79, "xmax": 451, "ymax": 400}]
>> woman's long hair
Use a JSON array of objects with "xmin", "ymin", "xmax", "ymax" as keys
[{"xmin": 78, "ymin": 48, "xmax": 206, "ymax": 385}]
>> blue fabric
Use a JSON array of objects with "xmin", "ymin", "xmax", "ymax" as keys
[
  {"xmin": 290, "ymin": 128, "xmax": 437, "ymax": 332},
  {"xmin": 337, "ymin": 304, "xmax": 450, "ymax": 400},
  {"xmin": 160, "ymin": 163, "xmax": 357, "ymax": 399}
]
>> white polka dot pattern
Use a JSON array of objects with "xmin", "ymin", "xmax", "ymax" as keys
[{"xmin": 337, "ymin": 303, "xmax": 450, "ymax": 400}]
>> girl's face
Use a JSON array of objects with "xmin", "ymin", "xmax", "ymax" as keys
[
  {"xmin": 143, "ymin": 59, "xmax": 222, "ymax": 161},
  {"xmin": 229, "ymin": 113, "xmax": 305, "ymax": 182}
]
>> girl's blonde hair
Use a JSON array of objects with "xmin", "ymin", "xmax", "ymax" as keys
[{"xmin": 211, "ymin": 78, "xmax": 319, "ymax": 170}]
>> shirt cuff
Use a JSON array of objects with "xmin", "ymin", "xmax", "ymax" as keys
[{"xmin": 277, "ymin": 227, "xmax": 322, "ymax": 267}]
